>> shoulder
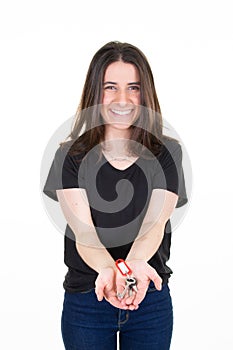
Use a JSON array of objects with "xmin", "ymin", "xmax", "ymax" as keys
[
  {"xmin": 160, "ymin": 136, "xmax": 181, "ymax": 154},
  {"xmin": 55, "ymin": 140, "xmax": 86, "ymax": 167},
  {"xmin": 155, "ymin": 137, "xmax": 181, "ymax": 163}
]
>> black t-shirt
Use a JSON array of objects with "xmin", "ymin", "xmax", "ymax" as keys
[{"xmin": 43, "ymin": 138, "xmax": 188, "ymax": 292}]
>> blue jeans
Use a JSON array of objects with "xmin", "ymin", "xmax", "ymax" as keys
[{"xmin": 61, "ymin": 282, "xmax": 173, "ymax": 350}]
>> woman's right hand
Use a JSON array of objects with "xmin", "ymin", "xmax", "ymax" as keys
[{"xmin": 95, "ymin": 267, "xmax": 131, "ymax": 310}]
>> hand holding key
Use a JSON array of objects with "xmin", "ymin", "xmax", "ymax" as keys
[
  {"xmin": 95, "ymin": 267, "xmax": 130, "ymax": 309},
  {"xmin": 95, "ymin": 260, "xmax": 162, "ymax": 311},
  {"xmin": 95, "ymin": 266, "xmax": 139, "ymax": 310},
  {"xmin": 116, "ymin": 259, "xmax": 162, "ymax": 309}
]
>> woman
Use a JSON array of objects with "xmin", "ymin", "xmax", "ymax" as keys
[{"xmin": 43, "ymin": 41, "xmax": 188, "ymax": 349}]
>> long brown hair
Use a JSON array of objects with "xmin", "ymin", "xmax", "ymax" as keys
[{"xmin": 60, "ymin": 41, "xmax": 171, "ymax": 157}]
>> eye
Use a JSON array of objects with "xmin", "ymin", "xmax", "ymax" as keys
[
  {"xmin": 128, "ymin": 85, "xmax": 140, "ymax": 91},
  {"xmin": 104, "ymin": 85, "xmax": 117, "ymax": 91}
]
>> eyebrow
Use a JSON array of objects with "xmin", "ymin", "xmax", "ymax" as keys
[{"xmin": 103, "ymin": 81, "xmax": 141, "ymax": 85}]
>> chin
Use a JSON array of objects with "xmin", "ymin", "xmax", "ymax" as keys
[{"xmin": 107, "ymin": 122, "xmax": 132, "ymax": 130}]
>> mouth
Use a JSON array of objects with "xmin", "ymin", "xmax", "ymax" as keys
[{"xmin": 110, "ymin": 109, "xmax": 134, "ymax": 116}]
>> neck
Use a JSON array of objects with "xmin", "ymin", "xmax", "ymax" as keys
[
  {"xmin": 104, "ymin": 126, "xmax": 131, "ymax": 141},
  {"xmin": 103, "ymin": 126, "xmax": 132, "ymax": 154}
]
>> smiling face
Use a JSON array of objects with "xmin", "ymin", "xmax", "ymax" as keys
[{"xmin": 101, "ymin": 61, "xmax": 141, "ymax": 137}]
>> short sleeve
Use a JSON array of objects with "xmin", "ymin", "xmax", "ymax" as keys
[
  {"xmin": 153, "ymin": 141, "xmax": 188, "ymax": 208},
  {"xmin": 43, "ymin": 145, "xmax": 85, "ymax": 202}
]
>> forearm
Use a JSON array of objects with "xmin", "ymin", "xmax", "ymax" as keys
[
  {"xmin": 70, "ymin": 221, "xmax": 117, "ymax": 273},
  {"xmin": 127, "ymin": 189, "xmax": 178, "ymax": 262},
  {"xmin": 76, "ymin": 242, "xmax": 115, "ymax": 273},
  {"xmin": 67, "ymin": 222, "xmax": 116, "ymax": 273},
  {"xmin": 126, "ymin": 221, "xmax": 165, "ymax": 262},
  {"xmin": 56, "ymin": 189, "xmax": 115, "ymax": 273}
]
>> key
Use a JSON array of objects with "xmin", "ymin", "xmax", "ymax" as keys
[
  {"xmin": 117, "ymin": 276, "xmax": 138, "ymax": 299},
  {"xmin": 128, "ymin": 285, "xmax": 138, "ymax": 296},
  {"xmin": 126, "ymin": 277, "xmax": 138, "ymax": 297},
  {"xmin": 117, "ymin": 284, "xmax": 129, "ymax": 299}
]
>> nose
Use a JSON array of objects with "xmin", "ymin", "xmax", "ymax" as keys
[{"xmin": 114, "ymin": 89, "xmax": 129, "ymax": 107}]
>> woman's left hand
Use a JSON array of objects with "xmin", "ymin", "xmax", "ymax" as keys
[{"xmin": 116, "ymin": 260, "xmax": 162, "ymax": 309}]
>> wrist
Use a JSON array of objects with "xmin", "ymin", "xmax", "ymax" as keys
[
  {"xmin": 124, "ymin": 259, "xmax": 149, "ymax": 276},
  {"xmin": 125, "ymin": 258, "xmax": 147, "ymax": 265},
  {"xmin": 97, "ymin": 265, "xmax": 115, "ymax": 274}
]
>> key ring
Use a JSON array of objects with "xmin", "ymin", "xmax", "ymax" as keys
[
  {"xmin": 115, "ymin": 259, "xmax": 138, "ymax": 299},
  {"xmin": 115, "ymin": 259, "xmax": 132, "ymax": 277}
]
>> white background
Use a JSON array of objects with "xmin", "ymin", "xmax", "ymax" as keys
[{"xmin": 0, "ymin": 0, "xmax": 232, "ymax": 349}]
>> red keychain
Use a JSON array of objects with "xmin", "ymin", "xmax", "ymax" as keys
[
  {"xmin": 115, "ymin": 259, "xmax": 132, "ymax": 276},
  {"xmin": 115, "ymin": 259, "xmax": 138, "ymax": 299}
]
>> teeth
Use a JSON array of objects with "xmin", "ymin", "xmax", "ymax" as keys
[{"xmin": 111, "ymin": 109, "xmax": 132, "ymax": 116}]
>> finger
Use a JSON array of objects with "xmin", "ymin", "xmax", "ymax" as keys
[
  {"xmin": 154, "ymin": 279, "xmax": 162, "ymax": 290},
  {"xmin": 128, "ymin": 303, "xmax": 139, "ymax": 311},
  {"xmin": 153, "ymin": 273, "xmax": 162, "ymax": 291},
  {"xmin": 146, "ymin": 266, "xmax": 162, "ymax": 291},
  {"xmin": 124, "ymin": 295, "xmax": 135, "ymax": 306},
  {"xmin": 132, "ymin": 287, "xmax": 147, "ymax": 307},
  {"xmin": 120, "ymin": 290, "xmax": 136, "ymax": 306},
  {"xmin": 95, "ymin": 278, "xmax": 105, "ymax": 301},
  {"xmin": 107, "ymin": 295, "xmax": 129, "ymax": 310}
]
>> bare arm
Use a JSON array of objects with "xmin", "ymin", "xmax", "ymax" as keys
[
  {"xmin": 117, "ymin": 189, "xmax": 179, "ymax": 308},
  {"xmin": 126, "ymin": 189, "xmax": 178, "ymax": 262},
  {"xmin": 56, "ymin": 188, "xmax": 136, "ymax": 309},
  {"xmin": 56, "ymin": 188, "xmax": 115, "ymax": 273}
]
